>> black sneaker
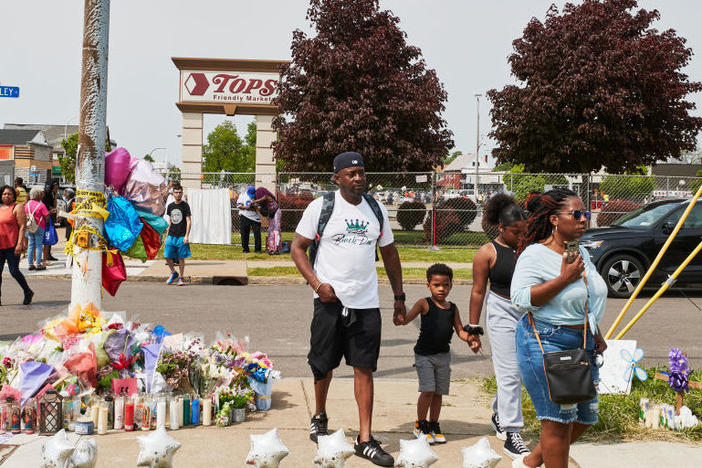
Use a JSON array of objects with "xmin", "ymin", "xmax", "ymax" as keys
[
  {"xmin": 491, "ymin": 412, "xmax": 506, "ymax": 440},
  {"xmin": 309, "ymin": 412, "xmax": 329, "ymax": 443},
  {"xmin": 429, "ymin": 420, "xmax": 446, "ymax": 444},
  {"xmin": 23, "ymin": 289, "xmax": 34, "ymax": 305},
  {"xmin": 354, "ymin": 436, "xmax": 394, "ymax": 467},
  {"xmin": 504, "ymin": 432, "xmax": 530, "ymax": 459}
]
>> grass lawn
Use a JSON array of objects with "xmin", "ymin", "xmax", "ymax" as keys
[
  {"xmin": 248, "ymin": 266, "xmax": 473, "ymax": 280},
  {"xmin": 481, "ymin": 368, "xmax": 702, "ymax": 442}
]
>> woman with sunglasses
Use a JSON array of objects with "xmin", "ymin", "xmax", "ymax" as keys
[
  {"xmin": 510, "ymin": 189, "xmax": 607, "ymax": 468},
  {"xmin": 468, "ymin": 193, "xmax": 530, "ymax": 460}
]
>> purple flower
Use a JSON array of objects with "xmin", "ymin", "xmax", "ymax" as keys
[{"xmin": 668, "ymin": 348, "xmax": 691, "ymax": 393}]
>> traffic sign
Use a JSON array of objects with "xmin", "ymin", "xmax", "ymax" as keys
[{"xmin": 0, "ymin": 86, "xmax": 20, "ymax": 98}]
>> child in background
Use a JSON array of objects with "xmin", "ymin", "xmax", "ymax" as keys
[{"xmin": 399, "ymin": 263, "xmax": 471, "ymax": 444}]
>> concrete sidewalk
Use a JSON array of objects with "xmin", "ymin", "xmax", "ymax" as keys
[{"xmin": 2, "ymin": 379, "xmax": 700, "ymax": 467}]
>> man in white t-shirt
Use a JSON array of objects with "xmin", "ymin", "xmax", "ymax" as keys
[
  {"xmin": 236, "ymin": 185, "xmax": 262, "ymax": 253},
  {"xmin": 291, "ymin": 152, "xmax": 406, "ymax": 467}
]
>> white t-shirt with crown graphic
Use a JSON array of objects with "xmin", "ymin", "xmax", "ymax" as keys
[{"xmin": 296, "ymin": 190, "xmax": 394, "ymax": 309}]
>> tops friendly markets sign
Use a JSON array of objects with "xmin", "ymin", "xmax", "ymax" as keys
[{"xmin": 180, "ymin": 70, "xmax": 279, "ymax": 105}]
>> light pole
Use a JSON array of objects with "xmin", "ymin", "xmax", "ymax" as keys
[{"xmin": 474, "ymin": 93, "xmax": 482, "ymax": 203}]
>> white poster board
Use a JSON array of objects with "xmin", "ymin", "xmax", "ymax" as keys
[{"xmin": 597, "ymin": 339, "xmax": 638, "ymax": 394}]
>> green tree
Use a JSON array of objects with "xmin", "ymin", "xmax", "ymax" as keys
[
  {"xmin": 143, "ymin": 154, "xmax": 155, "ymax": 163},
  {"xmin": 599, "ymin": 166, "xmax": 654, "ymax": 199},
  {"xmin": 443, "ymin": 150, "xmax": 462, "ymax": 166},
  {"xmin": 59, "ymin": 133, "xmax": 79, "ymax": 183},
  {"xmin": 202, "ymin": 121, "xmax": 256, "ymax": 173}
]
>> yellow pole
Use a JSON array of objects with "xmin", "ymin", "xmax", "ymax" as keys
[
  {"xmin": 605, "ymin": 184, "xmax": 702, "ymax": 339},
  {"xmin": 614, "ymin": 239, "xmax": 702, "ymax": 340}
]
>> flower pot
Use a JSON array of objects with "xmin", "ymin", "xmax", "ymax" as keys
[{"xmin": 232, "ymin": 407, "xmax": 245, "ymax": 423}]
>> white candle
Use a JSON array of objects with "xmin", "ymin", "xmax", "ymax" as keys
[
  {"xmin": 91, "ymin": 405, "xmax": 100, "ymax": 426},
  {"xmin": 203, "ymin": 397, "xmax": 212, "ymax": 426},
  {"xmin": 97, "ymin": 406, "xmax": 108, "ymax": 435},
  {"xmin": 177, "ymin": 398, "xmax": 183, "ymax": 427},
  {"xmin": 157, "ymin": 400, "xmax": 166, "ymax": 430},
  {"xmin": 169, "ymin": 399, "xmax": 180, "ymax": 430},
  {"xmin": 114, "ymin": 396, "xmax": 124, "ymax": 430}
]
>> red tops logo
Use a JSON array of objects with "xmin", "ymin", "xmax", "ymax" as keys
[{"xmin": 184, "ymin": 72, "xmax": 277, "ymax": 97}]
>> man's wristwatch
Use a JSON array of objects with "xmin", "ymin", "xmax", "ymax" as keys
[
  {"xmin": 463, "ymin": 324, "xmax": 484, "ymax": 336},
  {"xmin": 394, "ymin": 292, "xmax": 406, "ymax": 301}
]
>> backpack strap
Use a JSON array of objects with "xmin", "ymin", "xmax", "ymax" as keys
[
  {"xmin": 362, "ymin": 193, "xmax": 384, "ymax": 239},
  {"xmin": 308, "ymin": 192, "xmax": 336, "ymax": 267}
]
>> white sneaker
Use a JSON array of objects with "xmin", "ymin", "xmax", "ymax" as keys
[
  {"xmin": 511, "ymin": 455, "xmax": 542, "ymax": 468},
  {"xmin": 412, "ymin": 420, "xmax": 434, "ymax": 444}
]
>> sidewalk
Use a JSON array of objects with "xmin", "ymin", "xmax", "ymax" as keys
[{"xmin": 2, "ymin": 379, "xmax": 699, "ymax": 467}]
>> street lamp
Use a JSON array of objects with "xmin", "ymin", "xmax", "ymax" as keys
[{"xmin": 147, "ymin": 147, "xmax": 166, "ymax": 166}]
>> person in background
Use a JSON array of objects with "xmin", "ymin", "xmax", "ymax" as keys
[
  {"xmin": 24, "ymin": 187, "xmax": 50, "ymax": 271},
  {"xmin": 42, "ymin": 179, "xmax": 60, "ymax": 262},
  {"xmin": 237, "ymin": 185, "xmax": 261, "ymax": 253},
  {"xmin": 252, "ymin": 186, "xmax": 282, "ymax": 254},
  {"xmin": 164, "ymin": 183, "xmax": 191, "ymax": 286},
  {"xmin": 468, "ymin": 193, "xmax": 530, "ymax": 460},
  {"xmin": 14, "ymin": 178, "xmax": 28, "ymax": 207},
  {"xmin": 62, "ymin": 188, "xmax": 76, "ymax": 241},
  {"xmin": 399, "ymin": 263, "xmax": 471, "ymax": 446},
  {"xmin": 510, "ymin": 189, "xmax": 607, "ymax": 468},
  {"xmin": 0, "ymin": 185, "xmax": 33, "ymax": 305}
]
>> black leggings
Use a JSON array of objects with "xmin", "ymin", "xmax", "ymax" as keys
[{"xmin": 0, "ymin": 247, "xmax": 30, "ymax": 294}]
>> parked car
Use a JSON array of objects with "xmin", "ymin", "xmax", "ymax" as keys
[{"xmin": 581, "ymin": 198, "xmax": 702, "ymax": 298}]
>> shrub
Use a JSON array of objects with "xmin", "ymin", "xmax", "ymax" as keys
[
  {"xmin": 423, "ymin": 210, "xmax": 462, "ymax": 244},
  {"xmin": 600, "ymin": 175, "xmax": 654, "ymax": 200},
  {"xmin": 396, "ymin": 201, "xmax": 427, "ymax": 231},
  {"xmin": 596, "ymin": 199, "xmax": 641, "ymax": 226},
  {"xmin": 436, "ymin": 197, "xmax": 477, "ymax": 226},
  {"xmin": 279, "ymin": 191, "xmax": 316, "ymax": 231},
  {"xmin": 481, "ymin": 216, "xmax": 499, "ymax": 241}
]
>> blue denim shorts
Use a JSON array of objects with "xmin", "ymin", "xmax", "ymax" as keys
[
  {"xmin": 164, "ymin": 235, "xmax": 191, "ymax": 260},
  {"xmin": 515, "ymin": 315, "xmax": 599, "ymax": 425}
]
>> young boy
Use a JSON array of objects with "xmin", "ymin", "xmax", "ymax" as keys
[
  {"xmin": 400, "ymin": 263, "xmax": 470, "ymax": 444},
  {"xmin": 164, "ymin": 184, "xmax": 191, "ymax": 286}
]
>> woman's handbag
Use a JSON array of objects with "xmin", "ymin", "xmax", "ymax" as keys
[
  {"xmin": 43, "ymin": 223, "xmax": 58, "ymax": 246},
  {"xmin": 529, "ymin": 274, "xmax": 596, "ymax": 405}
]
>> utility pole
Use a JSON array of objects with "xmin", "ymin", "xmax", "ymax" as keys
[
  {"xmin": 70, "ymin": 0, "xmax": 110, "ymax": 311},
  {"xmin": 474, "ymin": 94, "xmax": 481, "ymax": 203}
]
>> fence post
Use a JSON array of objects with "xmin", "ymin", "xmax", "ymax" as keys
[
  {"xmin": 666, "ymin": 176, "xmax": 670, "ymax": 194},
  {"xmin": 584, "ymin": 173, "xmax": 591, "ymax": 227},
  {"xmin": 510, "ymin": 173, "xmax": 513, "ymax": 192},
  {"xmin": 430, "ymin": 171, "xmax": 438, "ymax": 250}
]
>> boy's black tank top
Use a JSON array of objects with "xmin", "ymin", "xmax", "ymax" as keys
[
  {"xmin": 414, "ymin": 298, "xmax": 455, "ymax": 356},
  {"xmin": 489, "ymin": 240, "xmax": 516, "ymax": 298}
]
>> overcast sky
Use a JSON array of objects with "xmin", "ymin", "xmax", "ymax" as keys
[{"xmin": 1, "ymin": 0, "xmax": 700, "ymax": 169}]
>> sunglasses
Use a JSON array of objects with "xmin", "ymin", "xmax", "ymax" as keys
[{"xmin": 560, "ymin": 210, "xmax": 591, "ymax": 220}]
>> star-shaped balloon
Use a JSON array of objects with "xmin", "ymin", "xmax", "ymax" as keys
[
  {"xmin": 395, "ymin": 437, "xmax": 439, "ymax": 467},
  {"xmin": 314, "ymin": 429, "xmax": 354, "ymax": 467},
  {"xmin": 41, "ymin": 429, "xmax": 75, "ymax": 468},
  {"xmin": 245, "ymin": 428, "xmax": 290, "ymax": 468},
  {"xmin": 461, "ymin": 437, "xmax": 501, "ymax": 468},
  {"xmin": 68, "ymin": 438, "xmax": 97, "ymax": 468},
  {"xmin": 136, "ymin": 427, "xmax": 181, "ymax": 468}
]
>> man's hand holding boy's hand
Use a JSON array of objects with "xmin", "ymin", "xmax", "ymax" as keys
[{"xmin": 466, "ymin": 334, "xmax": 482, "ymax": 353}]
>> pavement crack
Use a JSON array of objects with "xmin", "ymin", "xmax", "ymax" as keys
[{"xmin": 300, "ymin": 378, "xmax": 312, "ymax": 418}]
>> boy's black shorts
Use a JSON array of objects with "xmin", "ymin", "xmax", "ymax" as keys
[{"xmin": 307, "ymin": 299, "xmax": 382, "ymax": 382}]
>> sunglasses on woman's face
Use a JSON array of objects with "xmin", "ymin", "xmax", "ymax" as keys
[{"xmin": 560, "ymin": 210, "xmax": 591, "ymax": 220}]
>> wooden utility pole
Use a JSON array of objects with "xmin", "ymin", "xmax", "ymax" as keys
[{"xmin": 70, "ymin": 0, "xmax": 110, "ymax": 311}]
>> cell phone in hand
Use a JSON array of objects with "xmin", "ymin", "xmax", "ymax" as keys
[{"xmin": 565, "ymin": 240, "xmax": 579, "ymax": 264}]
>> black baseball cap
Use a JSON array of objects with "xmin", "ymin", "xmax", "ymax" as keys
[{"xmin": 333, "ymin": 152, "xmax": 364, "ymax": 173}]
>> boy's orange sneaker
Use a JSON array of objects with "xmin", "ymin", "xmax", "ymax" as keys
[
  {"xmin": 413, "ymin": 420, "xmax": 434, "ymax": 444},
  {"xmin": 429, "ymin": 421, "xmax": 446, "ymax": 444}
]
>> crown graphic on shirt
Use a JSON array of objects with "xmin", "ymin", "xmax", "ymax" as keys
[{"xmin": 345, "ymin": 219, "xmax": 368, "ymax": 231}]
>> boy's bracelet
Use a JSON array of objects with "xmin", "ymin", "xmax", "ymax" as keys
[{"xmin": 313, "ymin": 281, "xmax": 324, "ymax": 293}]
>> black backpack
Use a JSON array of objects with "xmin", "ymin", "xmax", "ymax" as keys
[{"xmin": 308, "ymin": 192, "xmax": 384, "ymax": 266}]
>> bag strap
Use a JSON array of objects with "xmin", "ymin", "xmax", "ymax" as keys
[
  {"xmin": 29, "ymin": 201, "xmax": 40, "ymax": 217},
  {"xmin": 528, "ymin": 271, "xmax": 589, "ymax": 355},
  {"xmin": 361, "ymin": 193, "xmax": 384, "ymax": 238},
  {"xmin": 308, "ymin": 192, "xmax": 336, "ymax": 266}
]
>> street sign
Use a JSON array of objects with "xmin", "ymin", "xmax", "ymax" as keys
[{"xmin": 0, "ymin": 86, "xmax": 20, "ymax": 98}]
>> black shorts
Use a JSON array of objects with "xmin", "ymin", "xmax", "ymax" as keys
[{"xmin": 308, "ymin": 299, "xmax": 382, "ymax": 381}]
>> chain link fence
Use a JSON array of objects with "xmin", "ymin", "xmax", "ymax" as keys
[{"xmin": 165, "ymin": 170, "xmax": 702, "ymax": 247}]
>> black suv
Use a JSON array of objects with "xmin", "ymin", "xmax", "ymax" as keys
[{"xmin": 581, "ymin": 199, "xmax": 702, "ymax": 298}]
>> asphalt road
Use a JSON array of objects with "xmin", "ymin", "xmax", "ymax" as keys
[{"xmin": 0, "ymin": 279, "xmax": 700, "ymax": 379}]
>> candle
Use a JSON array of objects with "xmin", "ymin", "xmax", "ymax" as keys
[
  {"xmin": 97, "ymin": 405, "xmax": 108, "ymax": 435},
  {"xmin": 182, "ymin": 395, "xmax": 190, "ymax": 427},
  {"xmin": 203, "ymin": 396, "xmax": 212, "ymax": 426},
  {"xmin": 141, "ymin": 398, "xmax": 151, "ymax": 431},
  {"xmin": 169, "ymin": 397, "xmax": 180, "ymax": 430},
  {"xmin": 114, "ymin": 396, "xmax": 124, "ymax": 430},
  {"xmin": 91, "ymin": 405, "xmax": 100, "ymax": 427},
  {"xmin": 105, "ymin": 396, "xmax": 114, "ymax": 430},
  {"xmin": 157, "ymin": 399, "xmax": 166, "ymax": 430},
  {"xmin": 191, "ymin": 397, "xmax": 200, "ymax": 426},
  {"xmin": 124, "ymin": 400, "xmax": 135, "ymax": 431},
  {"xmin": 23, "ymin": 399, "xmax": 35, "ymax": 434},
  {"xmin": 177, "ymin": 398, "xmax": 183, "ymax": 427}
]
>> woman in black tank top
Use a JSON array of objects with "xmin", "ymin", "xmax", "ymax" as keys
[{"xmin": 467, "ymin": 193, "xmax": 531, "ymax": 459}]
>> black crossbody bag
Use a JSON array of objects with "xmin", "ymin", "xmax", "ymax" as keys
[{"xmin": 528, "ymin": 274, "xmax": 596, "ymax": 405}]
